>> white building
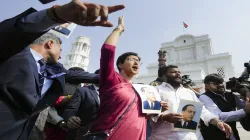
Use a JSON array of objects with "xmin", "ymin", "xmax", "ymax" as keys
[
  {"xmin": 135, "ymin": 34, "xmax": 235, "ymax": 88},
  {"xmin": 64, "ymin": 36, "xmax": 91, "ymax": 70}
]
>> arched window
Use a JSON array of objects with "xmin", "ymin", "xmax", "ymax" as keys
[
  {"xmin": 78, "ymin": 43, "xmax": 81, "ymax": 51},
  {"xmin": 83, "ymin": 43, "xmax": 88, "ymax": 52},
  {"xmin": 81, "ymin": 56, "xmax": 85, "ymax": 63}
]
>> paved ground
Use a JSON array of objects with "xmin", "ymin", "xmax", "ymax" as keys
[{"xmin": 237, "ymin": 122, "xmax": 250, "ymax": 140}]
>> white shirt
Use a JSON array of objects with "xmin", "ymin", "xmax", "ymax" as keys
[
  {"xmin": 47, "ymin": 107, "xmax": 64, "ymax": 125},
  {"xmin": 149, "ymin": 83, "xmax": 217, "ymax": 140},
  {"xmin": 30, "ymin": 48, "xmax": 53, "ymax": 97},
  {"xmin": 181, "ymin": 120, "xmax": 188, "ymax": 127}
]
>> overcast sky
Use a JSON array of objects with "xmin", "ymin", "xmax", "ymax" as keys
[{"xmin": 1, "ymin": 0, "xmax": 250, "ymax": 76}]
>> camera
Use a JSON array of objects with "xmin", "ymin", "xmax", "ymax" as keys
[
  {"xmin": 182, "ymin": 75, "xmax": 196, "ymax": 87},
  {"xmin": 226, "ymin": 61, "xmax": 250, "ymax": 92}
]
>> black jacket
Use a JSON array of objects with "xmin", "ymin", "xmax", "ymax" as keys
[{"xmin": 63, "ymin": 85, "xmax": 100, "ymax": 139}]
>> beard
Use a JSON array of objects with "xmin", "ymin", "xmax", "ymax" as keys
[
  {"xmin": 216, "ymin": 87, "xmax": 225, "ymax": 94},
  {"xmin": 167, "ymin": 77, "xmax": 182, "ymax": 87},
  {"xmin": 208, "ymin": 86, "xmax": 225, "ymax": 94}
]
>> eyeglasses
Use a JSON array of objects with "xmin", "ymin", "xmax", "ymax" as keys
[{"xmin": 127, "ymin": 58, "xmax": 141, "ymax": 63}]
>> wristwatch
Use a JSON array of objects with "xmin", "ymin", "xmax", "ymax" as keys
[{"xmin": 57, "ymin": 120, "xmax": 66, "ymax": 128}]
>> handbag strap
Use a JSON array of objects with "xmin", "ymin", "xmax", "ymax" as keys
[{"xmin": 108, "ymin": 89, "xmax": 137, "ymax": 134}]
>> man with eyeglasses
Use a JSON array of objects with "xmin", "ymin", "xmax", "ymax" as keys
[{"xmin": 199, "ymin": 73, "xmax": 250, "ymax": 140}]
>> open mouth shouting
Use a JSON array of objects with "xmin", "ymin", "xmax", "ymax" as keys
[{"xmin": 132, "ymin": 65, "xmax": 139, "ymax": 71}]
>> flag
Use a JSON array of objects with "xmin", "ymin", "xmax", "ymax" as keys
[{"xmin": 183, "ymin": 22, "xmax": 188, "ymax": 28}]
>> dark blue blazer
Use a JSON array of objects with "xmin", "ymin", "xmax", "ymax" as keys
[
  {"xmin": 63, "ymin": 85, "xmax": 100, "ymax": 138},
  {"xmin": 174, "ymin": 121, "xmax": 198, "ymax": 130},
  {"xmin": 63, "ymin": 85, "xmax": 99, "ymax": 126},
  {"xmin": 0, "ymin": 8, "xmax": 98, "ymax": 140},
  {"xmin": 143, "ymin": 100, "xmax": 161, "ymax": 110}
]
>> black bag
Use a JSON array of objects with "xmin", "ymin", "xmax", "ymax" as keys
[{"xmin": 83, "ymin": 90, "xmax": 136, "ymax": 140}]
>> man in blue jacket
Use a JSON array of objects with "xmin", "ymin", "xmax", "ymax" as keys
[{"xmin": 0, "ymin": 0, "xmax": 125, "ymax": 139}]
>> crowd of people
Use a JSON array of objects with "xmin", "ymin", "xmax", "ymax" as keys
[{"xmin": 0, "ymin": 0, "xmax": 250, "ymax": 140}]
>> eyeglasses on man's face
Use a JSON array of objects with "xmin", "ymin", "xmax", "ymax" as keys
[{"xmin": 127, "ymin": 58, "xmax": 140, "ymax": 63}]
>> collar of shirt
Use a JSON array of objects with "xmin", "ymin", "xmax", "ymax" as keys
[
  {"xmin": 93, "ymin": 85, "xmax": 99, "ymax": 95},
  {"xmin": 30, "ymin": 48, "xmax": 44, "ymax": 62},
  {"xmin": 30, "ymin": 48, "xmax": 53, "ymax": 98},
  {"xmin": 181, "ymin": 120, "xmax": 188, "ymax": 126},
  {"xmin": 181, "ymin": 120, "xmax": 185, "ymax": 126},
  {"xmin": 147, "ymin": 100, "xmax": 154, "ymax": 107},
  {"xmin": 163, "ymin": 82, "xmax": 184, "ymax": 91}
]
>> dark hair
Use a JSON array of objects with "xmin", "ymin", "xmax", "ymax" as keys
[
  {"xmin": 158, "ymin": 66, "xmax": 167, "ymax": 77},
  {"xmin": 116, "ymin": 52, "xmax": 141, "ymax": 72},
  {"xmin": 182, "ymin": 104, "xmax": 195, "ymax": 111},
  {"xmin": 66, "ymin": 67, "xmax": 85, "ymax": 84},
  {"xmin": 32, "ymin": 32, "xmax": 62, "ymax": 45},
  {"xmin": 204, "ymin": 73, "xmax": 224, "ymax": 84},
  {"xmin": 94, "ymin": 69, "xmax": 100, "ymax": 74},
  {"xmin": 163, "ymin": 65, "xmax": 178, "ymax": 74},
  {"xmin": 68, "ymin": 67, "xmax": 85, "ymax": 71}
]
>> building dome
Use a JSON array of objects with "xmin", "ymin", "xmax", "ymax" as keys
[{"xmin": 64, "ymin": 36, "xmax": 91, "ymax": 70}]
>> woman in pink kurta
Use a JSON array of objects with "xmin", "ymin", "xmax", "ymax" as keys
[{"xmin": 90, "ymin": 16, "xmax": 147, "ymax": 140}]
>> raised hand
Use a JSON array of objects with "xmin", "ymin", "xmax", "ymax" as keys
[
  {"xmin": 103, "ymin": 16, "xmax": 125, "ymax": 46},
  {"xmin": 54, "ymin": 0, "xmax": 125, "ymax": 27},
  {"xmin": 117, "ymin": 15, "xmax": 125, "ymax": 31}
]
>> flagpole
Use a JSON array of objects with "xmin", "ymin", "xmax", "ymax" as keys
[{"xmin": 183, "ymin": 22, "xmax": 184, "ymax": 33}]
